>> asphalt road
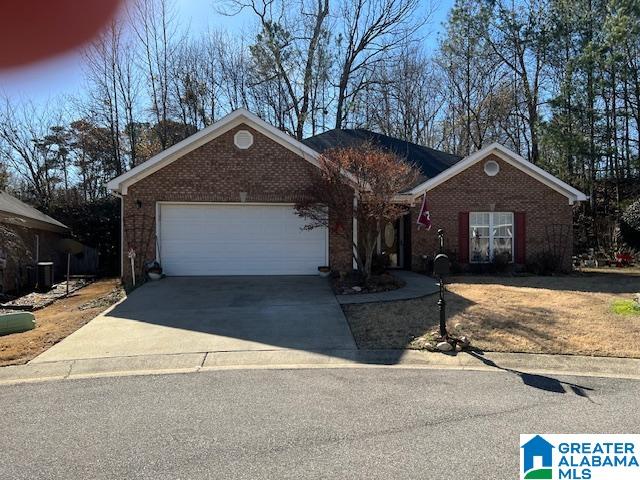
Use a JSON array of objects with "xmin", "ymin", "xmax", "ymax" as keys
[{"xmin": 1, "ymin": 368, "xmax": 638, "ymax": 479}]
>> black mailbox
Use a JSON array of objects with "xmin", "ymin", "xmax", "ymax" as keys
[{"xmin": 433, "ymin": 253, "xmax": 450, "ymax": 277}]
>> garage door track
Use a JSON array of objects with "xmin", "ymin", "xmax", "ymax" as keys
[{"xmin": 33, "ymin": 276, "xmax": 356, "ymax": 362}]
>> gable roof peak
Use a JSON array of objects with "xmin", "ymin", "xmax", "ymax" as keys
[
  {"xmin": 409, "ymin": 142, "xmax": 588, "ymax": 204},
  {"xmin": 107, "ymin": 108, "xmax": 321, "ymax": 195}
]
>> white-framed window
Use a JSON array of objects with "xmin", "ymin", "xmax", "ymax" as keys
[{"xmin": 470, "ymin": 212, "xmax": 513, "ymax": 263}]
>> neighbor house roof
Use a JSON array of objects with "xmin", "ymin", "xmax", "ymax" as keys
[
  {"xmin": 302, "ymin": 129, "xmax": 463, "ymax": 186},
  {"xmin": 0, "ymin": 191, "xmax": 68, "ymax": 232}
]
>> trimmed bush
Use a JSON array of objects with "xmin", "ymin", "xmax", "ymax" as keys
[
  {"xmin": 620, "ymin": 198, "xmax": 640, "ymax": 249},
  {"xmin": 526, "ymin": 251, "xmax": 563, "ymax": 275}
]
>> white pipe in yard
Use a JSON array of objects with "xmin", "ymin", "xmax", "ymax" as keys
[
  {"xmin": 128, "ymin": 249, "xmax": 137, "ymax": 286},
  {"xmin": 66, "ymin": 252, "xmax": 70, "ymax": 296}
]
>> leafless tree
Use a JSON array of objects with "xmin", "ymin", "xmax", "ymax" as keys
[
  {"xmin": 130, "ymin": 0, "xmax": 181, "ymax": 150},
  {"xmin": 480, "ymin": 0, "xmax": 551, "ymax": 164},
  {"xmin": 0, "ymin": 161, "xmax": 9, "ymax": 190},
  {"xmin": 295, "ymin": 144, "xmax": 418, "ymax": 282},
  {"xmin": 215, "ymin": 32, "xmax": 253, "ymax": 112},
  {"xmin": 437, "ymin": 1, "xmax": 512, "ymax": 155},
  {"xmin": 333, "ymin": 0, "xmax": 428, "ymax": 129},
  {"xmin": 0, "ymin": 98, "xmax": 65, "ymax": 207},
  {"xmin": 350, "ymin": 44, "xmax": 445, "ymax": 146},
  {"xmin": 222, "ymin": 0, "xmax": 331, "ymax": 139},
  {"xmin": 83, "ymin": 19, "xmax": 143, "ymax": 174}
]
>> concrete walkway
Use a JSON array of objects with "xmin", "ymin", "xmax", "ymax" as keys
[
  {"xmin": 336, "ymin": 270, "xmax": 439, "ymax": 305},
  {"xmin": 2, "ymin": 349, "xmax": 640, "ymax": 385},
  {"xmin": 32, "ymin": 276, "xmax": 355, "ymax": 363}
]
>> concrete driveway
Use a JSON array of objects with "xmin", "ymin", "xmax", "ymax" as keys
[{"xmin": 32, "ymin": 276, "xmax": 355, "ymax": 363}]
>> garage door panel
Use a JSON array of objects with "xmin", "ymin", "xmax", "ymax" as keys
[{"xmin": 159, "ymin": 204, "xmax": 327, "ymax": 276}]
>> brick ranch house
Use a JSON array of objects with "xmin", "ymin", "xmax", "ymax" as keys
[{"xmin": 107, "ymin": 109, "xmax": 588, "ymax": 283}]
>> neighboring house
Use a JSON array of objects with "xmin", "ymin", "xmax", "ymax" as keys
[
  {"xmin": 0, "ymin": 191, "xmax": 69, "ymax": 293},
  {"xmin": 107, "ymin": 109, "xmax": 588, "ymax": 283}
]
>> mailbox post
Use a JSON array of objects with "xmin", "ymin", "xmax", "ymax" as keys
[{"xmin": 433, "ymin": 229, "xmax": 450, "ymax": 338}]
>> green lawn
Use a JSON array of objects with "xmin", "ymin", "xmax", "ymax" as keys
[{"xmin": 612, "ymin": 299, "xmax": 640, "ymax": 315}]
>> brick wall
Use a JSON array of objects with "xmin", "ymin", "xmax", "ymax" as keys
[
  {"xmin": 410, "ymin": 153, "xmax": 575, "ymax": 271},
  {"xmin": 122, "ymin": 124, "xmax": 353, "ymax": 284}
]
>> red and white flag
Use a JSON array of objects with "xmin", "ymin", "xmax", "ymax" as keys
[{"xmin": 416, "ymin": 194, "xmax": 432, "ymax": 230}]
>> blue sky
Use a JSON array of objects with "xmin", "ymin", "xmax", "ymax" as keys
[{"xmin": 0, "ymin": 0, "xmax": 453, "ymax": 106}]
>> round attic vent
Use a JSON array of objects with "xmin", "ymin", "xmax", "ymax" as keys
[
  {"xmin": 234, "ymin": 130, "xmax": 254, "ymax": 149},
  {"xmin": 484, "ymin": 160, "xmax": 500, "ymax": 176}
]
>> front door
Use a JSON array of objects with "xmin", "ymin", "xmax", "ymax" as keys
[
  {"xmin": 381, "ymin": 214, "xmax": 411, "ymax": 269},
  {"xmin": 382, "ymin": 220, "xmax": 400, "ymax": 268}
]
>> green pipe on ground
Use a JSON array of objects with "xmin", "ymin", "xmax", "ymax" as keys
[{"xmin": 0, "ymin": 312, "xmax": 36, "ymax": 335}]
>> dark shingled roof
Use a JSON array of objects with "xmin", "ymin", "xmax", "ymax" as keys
[
  {"xmin": 302, "ymin": 128, "xmax": 463, "ymax": 189},
  {"xmin": 0, "ymin": 191, "xmax": 68, "ymax": 231}
]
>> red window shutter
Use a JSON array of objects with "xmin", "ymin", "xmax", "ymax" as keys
[
  {"xmin": 458, "ymin": 212, "xmax": 469, "ymax": 263},
  {"xmin": 515, "ymin": 212, "xmax": 526, "ymax": 264}
]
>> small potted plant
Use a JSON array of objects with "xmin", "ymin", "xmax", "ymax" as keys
[
  {"xmin": 317, "ymin": 266, "xmax": 331, "ymax": 278},
  {"xmin": 145, "ymin": 260, "xmax": 163, "ymax": 281}
]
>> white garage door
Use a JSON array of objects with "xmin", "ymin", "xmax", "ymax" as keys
[{"xmin": 158, "ymin": 203, "xmax": 327, "ymax": 276}]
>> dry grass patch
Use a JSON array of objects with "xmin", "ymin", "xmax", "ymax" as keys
[
  {"xmin": 0, "ymin": 279, "xmax": 123, "ymax": 366},
  {"xmin": 343, "ymin": 270, "xmax": 640, "ymax": 358}
]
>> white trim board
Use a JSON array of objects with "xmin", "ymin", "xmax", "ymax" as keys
[
  {"xmin": 107, "ymin": 109, "xmax": 322, "ymax": 195},
  {"xmin": 409, "ymin": 143, "xmax": 588, "ymax": 205}
]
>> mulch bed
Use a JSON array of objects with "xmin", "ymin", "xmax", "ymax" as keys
[
  {"xmin": 0, "ymin": 279, "xmax": 93, "ymax": 311},
  {"xmin": 79, "ymin": 287, "xmax": 125, "ymax": 310},
  {"xmin": 0, "ymin": 279, "xmax": 122, "ymax": 366},
  {"xmin": 332, "ymin": 272, "xmax": 406, "ymax": 295}
]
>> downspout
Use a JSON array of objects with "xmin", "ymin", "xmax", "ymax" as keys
[{"xmin": 111, "ymin": 191, "xmax": 124, "ymax": 280}]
